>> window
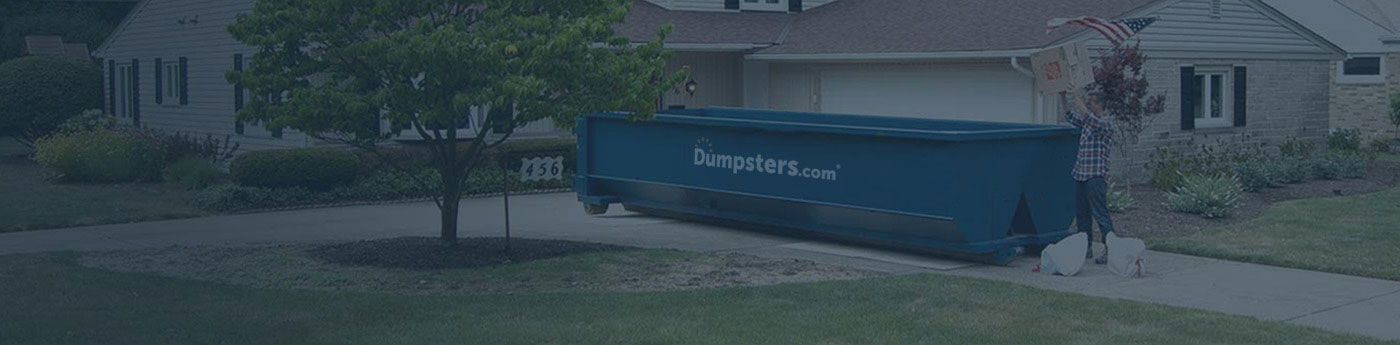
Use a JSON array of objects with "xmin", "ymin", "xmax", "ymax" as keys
[
  {"xmin": 1192, "ymin": 67, "xmax": 1233, "ymax": 128},
  {"xmin": 117, "ymin": 64, "xmax": 133, "ymax": 118},
  {"xmin": 741, "ymin": 0, "xmax": 787, "ymax": 12},
  {"xmin": 163, "ymin": 61, "xmax": 182, "ymax": 104},
  {"xmin": 1338, "ymin": 56, "xmax": 1384, "ymax": 84}
]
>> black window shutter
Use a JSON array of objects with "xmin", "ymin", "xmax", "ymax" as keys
[
  {"xmin": 131, "ymin": 58, "xmax": 141, "ymax": 127},
  {"xmin": 108, "ymin": 60, "xmax": 116, "ymax": 115},
  {"xmin": 179, "ymin": 57, "xmax": 189, "ymax": 105},
  {"xmin": 1179, "ymin": 66, "xmax": 1195, "ymax": 131},
  {"xmin": 154, "ymin": 58, "xmax": 163, "ymax": 104},
  {"xmin": 790, "ymin": 0, "xmax": 802, "ymax": 12},
  {"xmin": 725, "ymin": 0, "xmax": 738, "ymax": 9},
  {"xmin": 1233, "ymin": 66, "xmax": 1247, "ymax": 127},
  {"xmin": 234, "ymin": 54, "xmax": 244, "ymax": 135}
]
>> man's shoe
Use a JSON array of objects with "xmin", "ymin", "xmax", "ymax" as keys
[{"xmin": 1094, "ymin": 255, "xmax": 1108, "ymax": 265}]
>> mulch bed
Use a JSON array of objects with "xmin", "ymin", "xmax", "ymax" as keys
[
  {"xmin": 1114, "ymin": 159, "xmax": 1400, "ymax": 239},
  {"xmin": 307, "ymin": 236, "xmax": 629, "ymax": 270}
]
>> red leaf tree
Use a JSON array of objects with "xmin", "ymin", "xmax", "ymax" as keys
[{"xmin": 1090, "ymin": 43, "xmax": 1166, "ymax": 181}]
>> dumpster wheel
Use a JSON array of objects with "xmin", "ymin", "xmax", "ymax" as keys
[{"xmin": 583, "ymin": 203, "xmax": 609, "ymax": 215}]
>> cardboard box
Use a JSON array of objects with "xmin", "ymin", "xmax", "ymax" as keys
[{"xmin": 1030, "ymin": 41, "xmax": 1094, "ymax": 94}]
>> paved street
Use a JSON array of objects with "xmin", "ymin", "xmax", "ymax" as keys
[{"xmin": 2, "ymin": 192, "xmax": 1397, "ymax": 340}]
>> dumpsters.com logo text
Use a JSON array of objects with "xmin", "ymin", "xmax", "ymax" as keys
[{"xmin": 692, "ymin": 137, "xmax": 838, "ymax": 181}]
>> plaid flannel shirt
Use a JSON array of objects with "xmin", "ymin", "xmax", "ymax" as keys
[{"xmin": 1064, "ymin": 110, "xmax": 1113, "ymax": 181}]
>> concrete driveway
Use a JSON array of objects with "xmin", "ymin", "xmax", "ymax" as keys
[{"xmin": 1, "ymin": 192, "xmax": 1397, "ymax": 340}]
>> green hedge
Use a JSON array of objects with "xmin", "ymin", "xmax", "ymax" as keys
[
  {"xmin": 230, "ymin": 148, "xmax": 360, "ymax": 191},
  {"xmin": 34, "ymin": 129, "xmax": 164, "ymax": 182},
  {"xmin": 0, "ymin": 56, "xmax": 103, "ymax": 143}
]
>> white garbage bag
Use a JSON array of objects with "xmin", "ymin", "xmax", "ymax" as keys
[
  {"xmin": 1106, "ymin": 232, "xmax": 1147, "ymax": 278},
  {"xmin": 1039, "ymin": 232, "xmax": 1088, "ymax": 276}
]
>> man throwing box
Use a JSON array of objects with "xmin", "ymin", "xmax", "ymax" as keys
[{"xmin": 1061, "ymin": 82, "xmax": 1114, "ymax": 265}]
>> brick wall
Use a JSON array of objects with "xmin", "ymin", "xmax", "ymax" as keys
[
  {"xmin": 1109, "ymin": 58, "xmax": 1331, "ymax": 183},
  {"xmin": 1329, "ymin": 53, "xmax": 1400, "ymax": 139}
]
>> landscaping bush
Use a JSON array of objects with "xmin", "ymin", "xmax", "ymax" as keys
[
  {"xmin": 1167, "ymin": 173, "xmax": 1243, "ymax": 219},
  {"xmin": 56, "ymin": 109, "xmax": 114, "ymax": 134},
  {"xmin": 1327, "ymin": 128, "xmax": 1363, "ymax": 152},
  {"xmin": 1329, "ymin": 151, "xmax": 1369, "ymax": 179},
  {"xmin": 159, "ymin": 132, "xmax": 240, "ymax": 165},
  {"xmin": 330, "ymin": 169, "xmax": 439, "ymax": 201},
  {"xmin": 0, "ymin": 56, "xmax": 103, "ymax": 146},
  {"xmin": 1233, "ymin": 159, "xmax": 1282, "ymax": 192},
  {"xmin": 33, "ymin": 129, "xmax": 163, "ymax": 182},
  {"xmin": 1279, "ymin": 137, "xmax": 1317, "ymax": 159},
  {"xmin": 163, "ymin": 157, "xmax": 224, "ymax": 189},
  {"xmin": 1368, "ymin": 138, "xmax": 1393, "ymax": 153},
  {"xmin": 1106, "ymin": 182, "xmax": 1134, "ymax": 213},
  {"xmin": 1278, "ymin": 158, "xmax": 1311, "ymax": 184},
  {"xmin": 1149, "ymin": 147, "xmax": 1231, "ymax": 190},
  {"xmin": 230, "ymin": 148, "xmax": 360, "ymax": 190}
]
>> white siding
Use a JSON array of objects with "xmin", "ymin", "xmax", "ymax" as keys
[
  {"xmin": 662, "ymin": 52, "xmax": 745, "ymax": 109},
  {"xmin": 98, "ymin": 0, "xmax": 304, "ymax": 151},
  {"xmin": 768, "ymin": 63, "xmax": 818, "ymax": 111},
  {"xmin": 1085, "ymin": 0, "xmax": 1333, "ymax": 58}
]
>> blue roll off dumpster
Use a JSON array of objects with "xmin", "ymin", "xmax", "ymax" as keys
[{"xmin": 575, "ymin": 107, "xmax": 1081, "ymax": 264}]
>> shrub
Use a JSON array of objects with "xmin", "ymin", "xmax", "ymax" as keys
[
  {"xmin": 1278, "ymin": 158, "xmax": 1311, "ymax": 184},
  {"xmin": 33, "ymin": 129, "xmax": 164, "ymax": 182},
  {"xmin": 230, "ymin": 148, "xmax": 360, "ymax": 191},
  {"xmin": 0, "ymin": 56, "xmax": 103, "ymax": 146},
  {"xmin": 1279, "ymin": 137, "xmax": 1317, "ymax": 159},
  {"xmin": 56, "ymin": 109, "xmax": 114, "ymax": 134},
  {"xmin": 1106, "ymin": 182, "xmax": 1133, "ymax": 213},
  {"xmin": 158, "ymin": 132, "xmax": 240, "ymax": 165},
  {"xmin": 1327, "ymin": 128, "xmax": 1363, "ymax": 152},
  {"xmin": 1330, "ymin": 151, "xmax": 1369, "ymax": 179},
  {"xmin": 194, "ymin": 184, "xmax": 330, "ymax": 212},
  {"xmin": 1233, "ymin": 159, "xmax": 1282, "ymax": 192},
  {"xmin": 1369, "ymin": 138, "xmax": 1393, "ymax": 153},
  {"xmin": 163, "ymin": 157, "xmax": 224, "ymax": 189},
  {"xmin": 330, "ymin": 169, "xmax": 439, "ymax": 201},
  {"xmin": 1148, "ymin": 147, "xmax": 1231, "ymax": 190},
  {"xmin": 1167, "ymin": 173, "xmax": 1243, "ymax": 219}
]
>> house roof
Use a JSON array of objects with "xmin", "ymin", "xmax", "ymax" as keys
[
  {"xmin": 614, "ymin": 0, "xmax": 793, "ymax": 48},
  {"xmin": 754, "ymin": 0, "xmax": 1157, "ymax": 55},
  {"xmin": 1336, "ymin": 0, "xmax": 1400, "ymax": 32},
  {"xmin": 1263, "ymin": 0, "xmax": 1400, "ymax": 53}
]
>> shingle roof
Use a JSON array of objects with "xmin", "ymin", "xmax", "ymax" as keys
[
  {"xmin": 614, "ymin": 0, "xmax": 793, "ymax": 45},
  {"xmin": 758, "ymin": 0, "xmax": 1159, "ymax": 55}
]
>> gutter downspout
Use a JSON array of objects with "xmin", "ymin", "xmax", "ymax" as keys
[{"xmin": 1010, "ymin": 56, "xmax": 1035, "ymax": 78}]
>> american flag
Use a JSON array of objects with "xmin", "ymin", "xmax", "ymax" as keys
[{"xmin": 1047, "ymin": 17, "xmax": 1157, "ymax": 45}]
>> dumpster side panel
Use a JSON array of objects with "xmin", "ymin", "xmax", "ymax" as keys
[{"xmin": 576, "ymin": 109, "xmax": 1081, "ymax": 260}]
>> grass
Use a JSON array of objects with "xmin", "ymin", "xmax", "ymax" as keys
[
  {"xmin": 1152, "ymin": 181, "xmax": 1400, "ymax": 281},
  {"xmin": 0, "ymin": 138, "xmax": 206, "ymax": 232},
  {"xmin": 2, "ymin": 252, "xmax": 1394, "ymax": 345}
]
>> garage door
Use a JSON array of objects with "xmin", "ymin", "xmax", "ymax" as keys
[{"xmin": 819, "ymin": 64, "xmax": 1034, "ymax": 123}]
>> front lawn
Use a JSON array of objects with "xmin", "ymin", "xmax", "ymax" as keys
[
  {"xmin": 1147, "ymin": 154, "xmax": 1400, "ymax": 281},
  {"xmin": 0, "ymin": 138, "xmax": 205, "ymax": 232},
  {"xmin": 1, "ymin": 251, "xmax": 1391, "ymax": 345},
  {"xmin": 1151, "ymin": 179, "xmax": 1400, "ymax": 281}
]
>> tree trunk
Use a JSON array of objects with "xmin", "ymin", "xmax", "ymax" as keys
[{"xmin": 439, "ymin": 167, "xmax": 462, "ymax": 245}]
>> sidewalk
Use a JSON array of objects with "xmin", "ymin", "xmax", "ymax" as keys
[{"xmin": 1, "ymin": 192, "xmax": 1397, "ymax": 340}]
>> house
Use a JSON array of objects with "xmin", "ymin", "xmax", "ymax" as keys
[
  {"xmin": 96, "ymin": 0, "xmax": 1344, "ymax": 181},
  {"xmin": 1265, "ymin": 0, "xmax": 1400, "ymax": 140},
  {"xmin": 619, "ymin": 0, "xmax": 1343, "ymax": 180},
  {"xmin": 92, "ymin": 0, "xmax": 563, "ymax": 152}
]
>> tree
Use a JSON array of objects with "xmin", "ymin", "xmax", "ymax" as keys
[
  {"xmin": 0, "ymin": 2, "xmax": 119, "ymax": 62},
  {"xmin": 0, "ymin": 56, "xmax": 103, "ymax": 147},
  {"xmin": 227, "ymin": 0, "xmax": 685, "ymax": 245},
  {"xmin": 1089, "ymin": 44, "xmax": 1166, "ymax": 181}
]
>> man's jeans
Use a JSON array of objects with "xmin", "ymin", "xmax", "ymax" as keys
[{"xmin": 1076, "ymin": 177, "xmax": 1115, "ymax": 252}]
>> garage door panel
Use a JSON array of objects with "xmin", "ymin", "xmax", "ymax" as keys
[{"xmin": 819, "ymin": 65, "xmax": 1033, "ymax": 123}]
